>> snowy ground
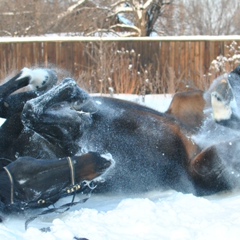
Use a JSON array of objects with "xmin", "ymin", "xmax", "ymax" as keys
[{"xmin": 1, "ymin": 94, "xmax": 240, "ymax": 240}]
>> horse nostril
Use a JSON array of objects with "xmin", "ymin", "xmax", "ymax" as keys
[
  {"xmin": 100, "ymin": 153, "xmax": 113, "ymax": 168},
  {"xmin": 102, "ymin": 159, "xmax": 112, "ymax": 170}
]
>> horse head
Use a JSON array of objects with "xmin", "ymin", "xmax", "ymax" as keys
[{"xmin": 0, "ymin": 152, "xmax": 112, "ymax": 211}]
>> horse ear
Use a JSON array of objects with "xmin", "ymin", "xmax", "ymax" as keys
[{"xmin": 74, "ymin": 152, "xmax": 112, "ymax": 182}]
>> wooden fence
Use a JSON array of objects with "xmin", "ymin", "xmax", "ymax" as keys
[{"xmin": 0, "ymin": 36, "xmax": 240, "ymax": 93}]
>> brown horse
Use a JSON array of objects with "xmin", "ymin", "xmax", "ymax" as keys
[
  {"xmin": 1, "ymin": 66, "xmax": 240, "ymax": 204},
  {"xmin": 22, "ymin": 69, "xmax": 240, "ymax": 196}
]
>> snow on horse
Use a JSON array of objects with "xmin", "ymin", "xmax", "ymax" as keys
[
  {"xmin": 165, "ymin": 70, "xmax": 238, "ymax": 133},
  {"xmin": 21, "ymin": 78, "xmax": 200, "ymax": 194}
]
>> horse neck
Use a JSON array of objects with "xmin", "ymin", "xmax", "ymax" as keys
[{"xmin": 176, "ymin": 127, "xmax": 200, "ymax": 164}]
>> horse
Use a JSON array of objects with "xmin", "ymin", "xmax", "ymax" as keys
[
  {"xmin": 20, "ymin": 67, "xmax": 240, "ymax": 196},
  {"xmin": 0, "ymin": 68, "xmax": 112, "ymax": 216},
  {"xmin": 2, "ymin": 66, "xmax": 240, "ymax": 201}
]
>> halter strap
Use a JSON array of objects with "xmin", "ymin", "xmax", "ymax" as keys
[
  {"xmin": 2, "ymin": 156, "xmax": 78, "ymax": 207},
  {"xmin": 3, "ymin": 166, "xmax": 14, "ymax": 204},
  {"xmin": 66, "ymin": 157, "xmax": 81, "ymax": 193},
  {"xmin": 67, "ymin": 157, "xmax": 75, "ymax": 186}
]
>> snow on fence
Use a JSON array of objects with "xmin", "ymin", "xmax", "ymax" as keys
[{"xmin": 0, "ymin": 36, "xmax": 240, "ymax": 93}]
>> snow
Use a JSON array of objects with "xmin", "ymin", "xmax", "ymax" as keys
[
  {"xmin": 2, "ymin": 35, "xmax": 240, "ymax": 43},
  {"xmin": 0, "ymin": 118, "xmax": 5, "ymax": 126},
  {"xmin": 1, "ymin": 94, "xmax": 240, "ymax": 240}
]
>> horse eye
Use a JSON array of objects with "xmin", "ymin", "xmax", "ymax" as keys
[{"xmin": 42, "ymin": 81, "xmax": 46, "ymax": 85}]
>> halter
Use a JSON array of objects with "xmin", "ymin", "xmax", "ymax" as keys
[
  {"xmin": 68, "ymin": 156, "xmax": 75, "ymax": 185},
  {"xmin": 2, "ymin": 156, "xmax": 95, "ymax": 209},
  {"xmin": 2, "ymin": 156, "xmax": 96, "ymax": 229},
  {"xmin": 66, "ymin": 157, "xmax": 81, "ymax": 194},
  {"xmin": 3, "ymin": 166, "xmax": 14, "ymax": 205}
]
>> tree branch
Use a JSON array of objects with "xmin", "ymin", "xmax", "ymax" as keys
[
  {"xmin": 108, "ymin": 6, "xmax": 133, "ymax": 17},
  {"xmin": 86, "ymin": 28, "xmax": 121, "ymax": 37},
  {"xmin": 110, "ymin": 23, "xmax": 141, "ymax": 35},
  {"xmin": 111, "ymin": 1, "xmax": 131, "ymax": 8},
  {"xmin": 67, "ymin": 0, "xmax": 89, "ymax": 13},
  {"xmin": 143, "ymin": 0, "xmax": 155, "ymax": 10}
]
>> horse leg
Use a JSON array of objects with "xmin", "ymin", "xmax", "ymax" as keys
[
  {"xmin": 0, "ymin": 68, "xmax": 58, "ymax": 118},
  {"xmin": 23, "ymin": 78, "xmax": 89, "ymax": 116},
  {"xmin": 0, "ymin": 113, "xmax": 23, "ymax": 161},
  {"xmin": 20, "ymin": 79, "xmax": 92, "ymax": 156},
  {"xmin": 190, "ymin": 140, "xmax": 240, "ymax": 195},
  {"xmin": 0, "ymin": 68, "xmax": 58, "ymax": 160},
  {"xmin": 0, "ymin": 71, "xmax": 29, "ymax": 100},
  {"xmin": 0, "ymin": 68, "xmax": 57, "ymax": 98},
  {"xmin": 0, "ymin": 92, "xmax": 39, "ymax": 119}
]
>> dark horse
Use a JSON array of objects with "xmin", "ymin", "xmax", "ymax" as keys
[
  {"xmin": 31, "ymin": 80, "xmax": 240, "ymax": 195},
  {"xmin": 1, "ymin": 66, "xmax": 240, "ymax": 215},
  {"xmin": 0, "ymin": 68, "xmax": 112, "ymax": 215}
]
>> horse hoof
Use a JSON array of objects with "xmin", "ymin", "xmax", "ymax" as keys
[{"xmin": 18, "ymin": 68, "xmax": 58, "ymax": 91}]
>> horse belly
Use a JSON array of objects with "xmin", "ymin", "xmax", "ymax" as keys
[{"xmin": 78, "ymin": 120, "xmax": 194, "ymax": 194}]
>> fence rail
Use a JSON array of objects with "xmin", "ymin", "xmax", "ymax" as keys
[{"xmin": 0, "ymin": 36, "xmax": 239, "ymax": 93}]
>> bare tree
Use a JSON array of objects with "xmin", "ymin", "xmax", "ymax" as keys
[
  {"xmin": 51, "ymin": 0, "xmax": 115, "ymax": 36},
  {"xmin": 177, "ymin": 0, "xmax": 240, "ymax": 35},
  {"xmin": 107, "ymin": 0, "xmax": 173, "ymax": 36},
  {"xmin": 0, "ymin": 0, "xmax": 65, "ymax": 36},
  {"xmin": 0, "ymin": 0, "xmax": 239, "ymax": 37},
  {"xmin": 51, "ymin": 0, "xmax": 173, "ymax": 36}
]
